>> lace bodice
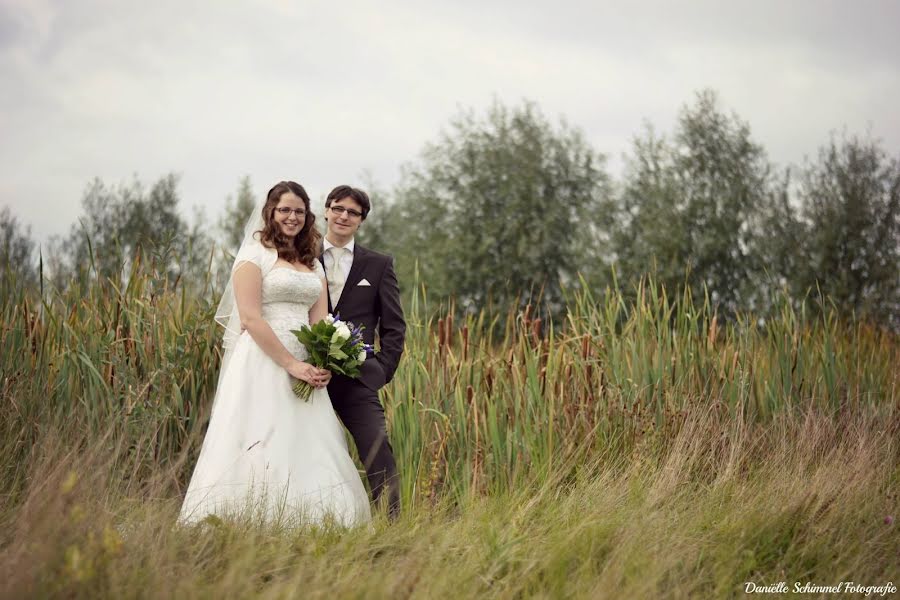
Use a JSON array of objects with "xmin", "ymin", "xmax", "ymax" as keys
[{"xmin": 261, "ymin": 267, "xmax": 325, "ymax": 359}]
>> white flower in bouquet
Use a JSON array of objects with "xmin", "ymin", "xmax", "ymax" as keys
[
  {"xmin": 357, "ymin": 349, "xmax": 367, "ymax": 362},
  {"xmin": 324, "ymin": 314, "xmax": 335, "ymax": 324},
  {"xmin": 332, "ymin": 322, "xmax": 351, "ymax": 342}
]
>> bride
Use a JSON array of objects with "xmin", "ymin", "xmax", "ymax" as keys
[{"xmin": 179, "ymin": 180, "xmax": 371, "ymax": 526}]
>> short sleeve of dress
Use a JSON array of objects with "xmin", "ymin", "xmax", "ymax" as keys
[
  {"xmin": 313, "ymin": 259, "xmax": 326, "ymax": 279},
  {"xmin": 233, "ymin": 237, "xmax": 277, "ymax": 277}
]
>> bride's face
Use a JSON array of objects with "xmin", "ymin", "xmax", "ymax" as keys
[{"xmin": 272, "ymin": 192, "xmax": 306, "ymax": 238}]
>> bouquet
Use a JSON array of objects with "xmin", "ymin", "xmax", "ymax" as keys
[{"xmin": 290, "ymin": 314, "xmax": 370, "ymax": 401}]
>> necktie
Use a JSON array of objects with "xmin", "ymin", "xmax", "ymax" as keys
[{"xmin": 326, "ymin": 247, "xmax": 347, "ymax": 305}]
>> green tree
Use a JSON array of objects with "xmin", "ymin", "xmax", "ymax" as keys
[
  {"xmin": 744, "ymin": 169, "xmax": 804, "ymax": 306},
  {"xmin": 55, "ymin": 174, "xmax": 214, "ymax": 293},
  {"xmin": 211, "ymin": 176, "xmax": 258, "ymax": 290},
  {"xmin": 353, "ymin": 175, "xmax": 397, "ymax": 256},
  {"xmin": 0, "ymin": 207, "xmax": 37, "ymax": 289},
  {"xmin": 798, "ymin": 134, "xmax": 900, "ymax": 327},
  {"xmin": 382, "ymin": 100, "xmax": 612, "ymax": 314},
  {"xmin": 614, "ymin": 90, "xmax": 779, "ymax": 317},
  {"xmin": 219, "ymin": 176, "xmax": 257, "ymax": 255}
]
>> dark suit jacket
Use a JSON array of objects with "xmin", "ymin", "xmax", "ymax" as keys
[{"xmin": 319, "ymin": 243, "xmax": 406, "ymax": 391}]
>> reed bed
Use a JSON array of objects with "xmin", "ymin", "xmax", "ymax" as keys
[{"xmin": 0, "ymin": 258, "xmax": 897, "ymax": 598}]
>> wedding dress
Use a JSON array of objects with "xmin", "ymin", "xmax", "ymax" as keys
[{"xmin": 179, "ymin": 241, "xmax": 371, "ymax": 527}]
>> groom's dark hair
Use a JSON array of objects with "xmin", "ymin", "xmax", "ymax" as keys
[{"xmin": 325, "ymin": 185, "xmax": 371, "ymax": 220}]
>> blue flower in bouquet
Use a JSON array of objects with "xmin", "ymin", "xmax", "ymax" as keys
[{"xmin": 290, "ymin": 314, "xmax": 368, "ymax": 401}]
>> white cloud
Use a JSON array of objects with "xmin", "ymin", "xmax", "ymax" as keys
[{"xmin": 1, "ymin": 0, "xmax": 898, "ymax": 243}]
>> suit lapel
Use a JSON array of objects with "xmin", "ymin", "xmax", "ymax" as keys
[{"xmin": 335, "ymin": 244, "xmax": 366, "ymax": 314}]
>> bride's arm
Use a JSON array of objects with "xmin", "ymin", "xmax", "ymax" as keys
[
  {"xmin": 305, "ymin": 276, "xmax": 332, "ymax": 385},
  {"xmin": 309, "ymin": 277, "xmax": 328, "ymax": 324},
  {"xmin": 233, "ymin": 263, "xmax": 328, "ymax": 387}
]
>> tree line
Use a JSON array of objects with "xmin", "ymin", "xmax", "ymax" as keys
[{"xmin": 2, "ymin": 90, "xmax": 898, "ymax": 328}]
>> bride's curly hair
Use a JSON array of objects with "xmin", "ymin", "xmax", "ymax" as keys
[{"xmin": 256, "ymin": 181, "xmax": 321, "ymax": 268}]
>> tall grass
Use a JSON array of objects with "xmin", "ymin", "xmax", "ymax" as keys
[{"xmin": 0, "ymin": 256, "xmax": 897, "ymax": 597}]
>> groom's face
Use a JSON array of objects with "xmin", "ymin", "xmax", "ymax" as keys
[{"xmin": 326, "ymin": 196, "xmax": 364, "ymax": 240}]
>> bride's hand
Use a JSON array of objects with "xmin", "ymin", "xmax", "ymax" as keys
[{"xmin": 288, "ymin": 361, "xmax": 331, "ymax": 388}]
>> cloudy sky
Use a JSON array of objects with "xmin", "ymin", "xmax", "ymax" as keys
[{"xmin": 2, "ymin": 0, "xmax": 898, "ymax": 243}]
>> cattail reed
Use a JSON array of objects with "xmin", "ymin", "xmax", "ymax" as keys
[{"xmin": 1, "ymin": 260, "xmax": 897, "ymax": 511}]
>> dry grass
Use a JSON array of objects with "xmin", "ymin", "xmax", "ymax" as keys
[
  {"xmin": 0, "ymin": 406, "xmax": 896, "ymax": 599},
  {"xmin": 0, "ymin": 263, "xmax": 897, "ymax": 598}
]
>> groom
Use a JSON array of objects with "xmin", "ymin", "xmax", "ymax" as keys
[{"xmin": 319, "ymin": 185, "xmax": 405, "ymax": 518}]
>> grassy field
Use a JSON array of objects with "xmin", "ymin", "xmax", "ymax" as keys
[{"xmin": 0, "ymin": 260, "xmax": 897, "ymax": 598}]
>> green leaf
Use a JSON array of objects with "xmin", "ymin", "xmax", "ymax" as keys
[{"xmin": 329, "ymin": 347, "xmax": 348, "ymax": 361}]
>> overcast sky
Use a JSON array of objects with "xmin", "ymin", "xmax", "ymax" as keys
[{"xmin": 2, "ymin": 0, "xmax": 899, "ymax": 243}]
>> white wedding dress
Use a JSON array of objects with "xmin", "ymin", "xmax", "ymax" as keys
[{"xmin": 179, "ymin": 256, "xmax": 371, "ymax": 527}]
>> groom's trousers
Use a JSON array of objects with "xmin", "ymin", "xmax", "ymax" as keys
[{"xmin": 328, "ymin": 375, "xmax": 401, "ymax": 519}]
